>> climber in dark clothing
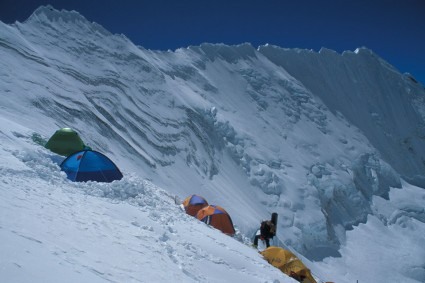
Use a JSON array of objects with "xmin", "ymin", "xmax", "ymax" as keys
[{"xmin": 253, "ymin": 220, "xmax": 276, "ymax": 248}]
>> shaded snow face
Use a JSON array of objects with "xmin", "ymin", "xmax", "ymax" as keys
[
  {"xmin": 259, "ymin": 45, "xmax": 425, "ymax": 186},
  {"xmin": 1, "ymin": 5, "xmax": 424, "ymax": 275}
]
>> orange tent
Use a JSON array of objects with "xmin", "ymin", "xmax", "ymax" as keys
[
  {"xmin": 196, "ymin": 205, "xmax": 235, "ymax": 236},
  {"xmin": 182, "ymin": 195, "xmax": 209, "ymax": 216},
  {"xmin": 260, "ymin": 247, "xmax": 317, "ymax": 283}
]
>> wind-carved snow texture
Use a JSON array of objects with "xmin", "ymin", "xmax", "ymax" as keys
[
  {"xmin": 1, "ymin": 6, "xmax": 425, "ymax": 276},
  {"xmin": 259, "ymin": 45, "xmax": 425, "ymax": 187}
]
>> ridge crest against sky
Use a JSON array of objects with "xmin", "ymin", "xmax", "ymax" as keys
[{"xmin": 0, "ymin": 0, "xmax": 424, "ymax": 84}]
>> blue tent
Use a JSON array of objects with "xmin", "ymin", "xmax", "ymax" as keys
[{"xmin": 60, "ymin": 150, "xmax": 123, "ymax": 182}]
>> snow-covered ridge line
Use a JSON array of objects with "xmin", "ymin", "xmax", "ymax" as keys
[{"xmin": 24, "ymin": 5, "xmax": 112, "ymax": 38}]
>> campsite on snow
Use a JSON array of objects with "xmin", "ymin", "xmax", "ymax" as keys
[{"xmin": 1, "ymin": 5, "xmax": 425, "ymax": 283}]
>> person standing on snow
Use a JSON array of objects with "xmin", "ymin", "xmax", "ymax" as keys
[{"xmin": 253, "ymin": 220, "xmax": 276, "ymax": 248}]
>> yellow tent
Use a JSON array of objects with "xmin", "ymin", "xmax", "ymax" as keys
[{"xmin": 260, "ymin": 247, "xmax": 317, "ymax": 283}]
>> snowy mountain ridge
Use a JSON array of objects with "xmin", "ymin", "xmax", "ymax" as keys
[{"xmin": 1, "ymin": 5, "xmax": 425, "ymax": 283}]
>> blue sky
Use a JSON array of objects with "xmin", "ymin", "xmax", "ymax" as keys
[{"xmin": 1, "ymin": 0, "xmax": 424, "ymax": 84}]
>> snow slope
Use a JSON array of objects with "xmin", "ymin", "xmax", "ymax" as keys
[
  {"xmin": 1, "ymin": 5, "xmax": 424, "ymax": 283},
  {"xmin": 0, "ymin": 117, "xmax": 292, "ymax": 283}
]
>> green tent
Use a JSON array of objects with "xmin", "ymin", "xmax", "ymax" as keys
[{"xmin": 45, "ymin": 128, "xmax": 86, "ymax": 156}]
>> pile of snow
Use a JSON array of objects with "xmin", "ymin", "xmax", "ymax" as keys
[{"xmin": 1, "ymin": 5, "xmax": 424, "ymax": 283}]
